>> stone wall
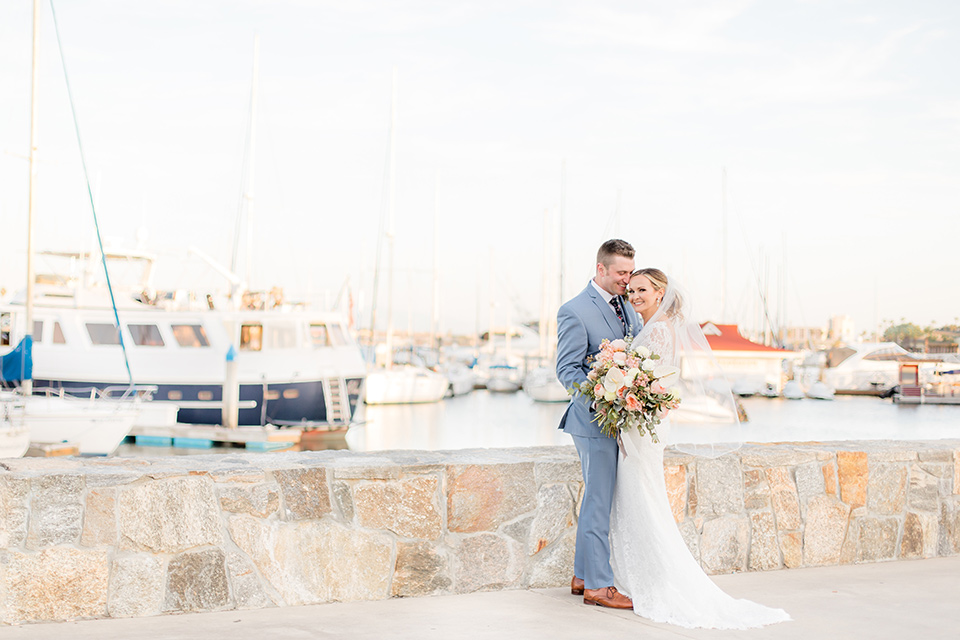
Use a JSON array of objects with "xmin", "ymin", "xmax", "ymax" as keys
[{"xmin": 1, "ymin": 440, "xmax": 958, "ymax": 625}]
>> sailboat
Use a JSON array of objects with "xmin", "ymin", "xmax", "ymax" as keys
[
  {"xmin": 429, "ymin": 178, "xmax": 474, "ymax": 398},
  {"xmin": 363, "ymin": 71, "xmax": 448, "ymax": 405},
  {"xmin": 0, "ymin": 344, "xmax": 31, "ymax": 457},
  {"xmin": 0, "ymin": 0, "xmax": 141, "ymax": 455},
  {"xmin": 523, "ymin": 200, "xmax": 570, "ymax": 403},
  {"xmin": 1, "ymin": 36, "xmax": 367, "ymax": 431}
]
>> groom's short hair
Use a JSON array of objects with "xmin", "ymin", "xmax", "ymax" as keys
[{"xmin": 597, "ymin": 239, "xmax": 635, "ymax": 266}]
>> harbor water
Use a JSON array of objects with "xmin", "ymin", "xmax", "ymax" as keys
[{"xmin": 116, "ymin": 392, "xmax": 960, "ymax": 457}]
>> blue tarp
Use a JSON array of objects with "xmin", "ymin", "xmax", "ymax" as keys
[{"xmin": 0, "ymin": 336, "xmax": 32, "ymax": 387}]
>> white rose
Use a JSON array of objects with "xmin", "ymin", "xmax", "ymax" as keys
[
  {"xmin": 604, "ymin": 390, "xmax": 617, "ymax": 402},
  {"xmin": 612, "ymin": 352, "xmax": 627, "ymax": 365},
  {"xmin": 634, "ymin": 345, "xmax": 651, "ymax": 358},
  {"xmin": 624, "ymin": 367, "xmax": 641, "ymax": 386},
  {"xmin": 641, "ymin": 359, "xmax": 657, "ymax": 372}
]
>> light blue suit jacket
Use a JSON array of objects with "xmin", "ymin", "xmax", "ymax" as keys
[{"xmin": 556, "ymin": 282, "xmax": 640, "ymax": 438}]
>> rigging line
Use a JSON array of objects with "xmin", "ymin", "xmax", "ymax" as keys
[{"xmin": 48, "ymin": 0, "xmax": 134, "ymax": 387}]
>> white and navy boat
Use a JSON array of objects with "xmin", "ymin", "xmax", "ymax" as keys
[{"xmin": 0, "ymin": 252, "xmax": 366, "ymax": 428}]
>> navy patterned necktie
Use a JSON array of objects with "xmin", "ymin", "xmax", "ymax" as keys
[{"xmin": 611, "ymin": 295, "xmax": 627, "ymax": 334}]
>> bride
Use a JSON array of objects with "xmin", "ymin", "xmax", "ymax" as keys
[{"xmin": 609, "ymin": 267, "xmax": 791, "ymax": 629}]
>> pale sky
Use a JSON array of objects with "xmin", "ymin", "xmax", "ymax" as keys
[{"xmin": 1, "ymin": 0, "xmax": 958, "ymax": 337}]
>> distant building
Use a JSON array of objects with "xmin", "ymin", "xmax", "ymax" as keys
[
  {"xmin": 782, "ymin": 326, "xmax": 829, "ymax": 351},
  {"xmin": 828, "ymin": 315, "xmax": 855, "ymax": 344}
]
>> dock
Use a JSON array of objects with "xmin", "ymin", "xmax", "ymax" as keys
[
  {"xmin": 25, "ymin": 441, "xmax": 81, "ymax": 457},
  {"xmin": 894, "ymin": 393, "xmax": 960, "ymax": 405},
  {"xmin": 129, "ymin": 423, "xmax": 303, "ymax": 451}
]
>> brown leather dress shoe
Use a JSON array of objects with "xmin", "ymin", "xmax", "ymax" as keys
[
  {"xmin": 571, "ymin": 576, "xmax": 585, "ymax": 595},
  {"xmin": 583, "ymin": 586, "xmax": 633, "ymax": 609}
]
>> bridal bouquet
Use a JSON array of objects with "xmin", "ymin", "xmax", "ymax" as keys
[{"xmin": 571, "ymin": 336, "xmax": 682, "ymax": 441}]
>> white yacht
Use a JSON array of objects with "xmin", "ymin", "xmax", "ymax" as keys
[
  {"xmin": 822, "ymin": 342, "xmax": 937, "ymax": 395},
  {"xmin": 364, "ymin": 366, "xmax": 448, "ymax": 405},
  {"xmin": 0, "ymin": 252, "xmax": 366, "ymax": 428}
]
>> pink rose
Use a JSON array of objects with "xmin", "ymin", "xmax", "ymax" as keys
[
  {"xmin": 625, "ymin": 393, "xmax": 641, "ymax": 411},
  {"xmin": 593, "ymin": 383, "xmax": 604, "ymax": 397},
  {"xmin": 651, "ymin": 381, "xmax": 665, "ymax": 394},
  {"xmin": 609, "ymin": 339, "xmax": 627, "ymax": 351}
]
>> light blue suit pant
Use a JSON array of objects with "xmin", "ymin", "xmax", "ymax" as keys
[{"xmin": 572, "ymin": 434, "xmax": 619, "ymax": 590}]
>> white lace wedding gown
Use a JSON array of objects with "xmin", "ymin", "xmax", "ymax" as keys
[{"xmin": 609, "ymin": 321, "xmax": 790, "ymax": 629}]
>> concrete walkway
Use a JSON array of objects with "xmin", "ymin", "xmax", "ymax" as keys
[{"xmin": 5, "ymin": 556, "xmax": 959, "ymax": 640}]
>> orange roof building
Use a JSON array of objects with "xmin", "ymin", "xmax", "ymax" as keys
[
  {"xmin": 701, "ymin": 323, "xmax": 792, "ymax": 353},
  {"xmin": 699, "ymin": 323, "xmax": 798, "ymax": 393}
]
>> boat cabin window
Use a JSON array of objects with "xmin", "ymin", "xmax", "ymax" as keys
[
  {"xmin": 329, "ymin": 324, "xmax": 347, "ymax": 346},
  {"xmin": 53, "ymin": 322, "xmax": 66, "ymax": 344},
  {"xmin": 129, "ymin": 324, "xmax": 165, "ymax": 347},
  {"xmin": 0, "ymin": 312, "xmax": 10, "ymax": 346},
  {"xmin": 172, "ymin": 324, "xmax": 210, "ymax": 347},
  {"xmin": 863, "ymin": 347, "xmax": 912, "ymax": 362},
  {"xmin": 309, "ymin": 324, "xmax": 329, "ymax": 347},
  {"xmin": 86, "ymin": 323, "xmax": 121, "ymax": 345},
  {"xmin": 825, "ymin": 347, "xmax": 856, "ymax": 368},
  {"xmin": 240, "ymin": 324, "xmax": 262, "ymax": 351},
  {"xmin": 265, "ymin": 322, "xmax": 298, "ymax": 349},
  {"xmin": 33, "ymin": 321, "xmax": 43, "ymax": 343}
]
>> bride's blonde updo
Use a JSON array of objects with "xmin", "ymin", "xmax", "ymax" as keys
[{"xmin": 632, "ymin": 268, "xmax": 684, "ymax": 322}]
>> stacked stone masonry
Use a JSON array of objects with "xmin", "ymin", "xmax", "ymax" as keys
[{"xmin": 1, "ymin": 439, "xmax": 959, "ymax": 625}]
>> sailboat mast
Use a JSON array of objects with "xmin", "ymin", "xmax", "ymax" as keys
[
  {"xmin": 613, "ymin": 188, "xmax": 621, "ymax": 238},
  {"xmin": 559, "ymin": 159, "xmax": 566, "ymax": 305},
  {"xmin": 488, "ymin": 248, "xmax": 495, "ymax": 355},
  {"xmin": 384, "ymin": 69, "xmax": 397, "ymax": 369},
  {"xmin": 244, "ymin": 35, "xmax": 260, "ymax": 292},
  {"xmin": 720, "ymin": 167, "xmax": 727, "ymax": 323},
  {"xmin": 430, "ymin": 175, "xmax": 439, "ymax": 350},
  {"xmin": 23, "ymin": 0, "xmax": 41, "ymax": 397},
  {"xmin": 539, "ymin": 208, "xmax": 549, "ymax": 361}
]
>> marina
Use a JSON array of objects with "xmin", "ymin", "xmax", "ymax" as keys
[
  {"xmin": 107, "ymin": 390, "xmax": 960, "ymax": 457},
  {"xmin": 0, "ymin": 3, "xmax": 959, "ymax": 632},
  {"xmin": 0, "ymin": 2, "xmax": 957, "ymax": 462}
]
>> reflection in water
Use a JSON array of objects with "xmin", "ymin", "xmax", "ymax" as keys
[
  {"xmin": 347, "ymin": 391, "xmax": 571, "ymax": 452},
  {"xmin": 352, "ymin": 393, "xmax": 959, "ymax": 453},
  {"xmin": 116, "ymin": 393, "xmax": 959, "ymax": 457}
]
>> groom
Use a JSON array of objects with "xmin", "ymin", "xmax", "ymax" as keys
[{"xmin": 556, "ymin": 238, "xmax": 638, "ymax": 610}]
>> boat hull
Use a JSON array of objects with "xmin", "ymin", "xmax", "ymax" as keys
[
  {"xmin": 34, "ymin": 377, "xmax": 365, "ymax": 427},
  {"xmin": 523, "ymin": 368, "xmax": 570, "ymax": 403},
  {"xmin": 18, "ymin": 397, "xmax": 137, "ymax": 455},
  {"xmin": 0, "ymin": 424, "xmax": 30, "ymax": 458},
  {"xmin": 364, "ymin": 368, "xmax": 449, "ymax": 405}
]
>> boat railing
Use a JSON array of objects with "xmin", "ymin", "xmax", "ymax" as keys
[{"xmin": 34, "ymin": 384, "xmax": 159, "ymax": 402}]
